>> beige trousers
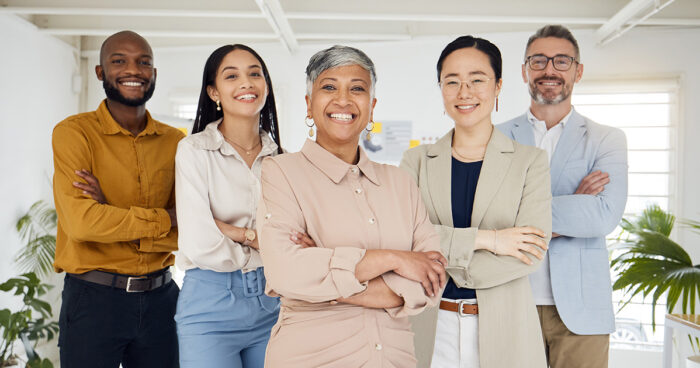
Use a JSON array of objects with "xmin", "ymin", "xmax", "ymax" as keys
[{"xmin": 537, "ymin": 305, "xmax": 610, "ymax": 368}]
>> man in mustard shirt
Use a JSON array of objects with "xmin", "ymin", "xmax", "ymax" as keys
[{"xmin": 52, "ymin": 30, "xmax": 184, "ymax": 367}]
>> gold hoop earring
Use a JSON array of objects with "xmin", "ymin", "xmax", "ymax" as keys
[
  {"xmin": 216, "ymin": 100, "xmax": 221, "ymax": 111},
  {"xmin": 305, "ymin": 116, "xmax": 315, "ymax": 137}
]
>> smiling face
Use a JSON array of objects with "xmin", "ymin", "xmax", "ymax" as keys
[
  {"xmin": 96, "ymin": 32, "xmax": 156, "ymax": 107},
  {"xmin": 306, "ymin": 64, "xmax": 377, "ymax": 149},
  {"xmin": 440, "ymin": 47, "xmax": 502, "ymax": 131},
  {"xmin": 522, "ymin": 37, "xmax": 583, "ymax": 105},
  {"xmin": 206, "ymin": 49, "xmax": 268, "ymax": 120}
]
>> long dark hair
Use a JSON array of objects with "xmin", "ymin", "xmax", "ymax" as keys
[{"xmin": 192, "ymin": 44, "xmax": 282, "ymax": 153}]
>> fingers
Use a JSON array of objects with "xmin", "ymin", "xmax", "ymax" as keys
[
  {"xmin": 575, "ymin": 171, "xmax": 609, "ymax": 195},
  {"xmin": 289, "ymin": 231, "xmax": 316, "ymax": 248},
  {"xmin": 510, "ymin": 248, "xmax": 533, "ymax": 265},
  {"xmin": 427, "ymin": 270, "xmax": 439, "ymax": 297},
  {"xmin": 426, "ymin": 251, "xmax": 448, "ymax": 267},
  {"xmin": 75, "ymin": 169, "xmax": 100, "ymax": 186},
  {"xmin": 519, "ymin": 243, "xmax": 543, "ymax": 260},
  {"xmin": 523, "ymin": 234, "xmax": 548, "ymax": 250},
  {"xmin": 519, "ymin": 226, "xmax": 546, "ymax": 239}
]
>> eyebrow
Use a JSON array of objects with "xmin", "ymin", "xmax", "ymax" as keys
[
  {"xmin": 221, "ymin": 65, "xmax": 262, "ymax": 72},
  {"xmin": 318, "ymin": 77, "xmax": 369, "ymax": 84},
  {"xmin": 109, "ymin": 53, "xmax": 152, "ymax": 59},
  {"xmin": 443, "ymin": 71, "xmax": 488, "ymax": 78}
]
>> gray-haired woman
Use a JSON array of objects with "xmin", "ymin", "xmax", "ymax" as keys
[{"xmin": 256, "ymin": 45, "xmax": 447, "ymax": 367}]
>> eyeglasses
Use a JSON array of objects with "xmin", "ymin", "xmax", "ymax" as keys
[
  {"xmin": 525, "ymin": 54, "xmax": 578, "ymax": 71},
  {"xmin": 439, "ymin": 76, "xmax": 493, "ymax": 95}
]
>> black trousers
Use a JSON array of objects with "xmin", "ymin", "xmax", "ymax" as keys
[{"xmin": 58, "ymin": 274, "xmax": 179, "ymax": 368}]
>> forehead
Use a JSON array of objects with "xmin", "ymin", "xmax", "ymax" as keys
[
  {"xmin": 103, "ymin": 36, "xmax": 152, "ymax": 59},
  {"xmin": 316, "ymin": 64, "xmax": 371, "ymax": 83},
  {"xmin": 441, "ymin": 47, "xmax": 493, "ymax": 76},
  {"xmin": 219, "ymin": 49, "xmax": 261, "ymax": 71},
  {"xmin": 526, "ymin": 37, "xmax": 576, "ymax": 57}
]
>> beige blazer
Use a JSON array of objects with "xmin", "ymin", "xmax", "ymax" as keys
[{"xmin": 400, "ymin": 128, "xmax": 552, "ymax": 368}]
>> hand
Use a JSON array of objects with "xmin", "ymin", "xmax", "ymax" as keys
[
  {"xmin": 73, "ymin": 169, "xmax": 106, "ymax": 204},
  {"xmin": 392, "ymin": 250, "xmax": 447, "ymax": 297},
  {"xmin": 552, "ymin": 232, "xmax": 561, "ymax": 238},
  {"xmin": 489, "ymin": 227, "xmax": 548, "ymax": 265},
  {"xmin": 167, "ymin": 207, "xmax": 177, "ymax": 228},
  {"xmin": 213, "ymin": 220, "xmax": 259, "ymax": 249},
  {"xmin": 575, "ymin": 170, "xmax": 609, "ymax": 195},
  {"xmin": 290, "ymin": 231, "xmax": 317, "ymax": 248}
]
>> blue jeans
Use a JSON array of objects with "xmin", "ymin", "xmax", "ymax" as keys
[
  {"xmin": 58, "ymin": 273, "xmax": 179, "ymax": 368},
  {"xmin": 175, "ymin": 268, "xmax": 279, "ymax": 368}
]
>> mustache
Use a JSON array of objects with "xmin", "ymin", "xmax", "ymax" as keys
[{"xmin": 534, "ymin": 76, "xmax": 565, "ymax": 84}]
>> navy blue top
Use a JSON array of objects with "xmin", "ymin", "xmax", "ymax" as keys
[{"xmin": 442, "ymin": 157, "xmax": 483, "ymax": 300}]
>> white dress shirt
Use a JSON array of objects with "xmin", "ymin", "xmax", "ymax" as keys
[
  {"xmin": 175, "ymin": 119, "xmax": 278, "ymax": 272},
  {"xmin": 527, "ymin": 107, "xmax": 573, "ymax": 305}
]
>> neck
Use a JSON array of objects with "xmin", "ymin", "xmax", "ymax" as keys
[
  {"xmin": 529, "ymin": 100, "xmax": 572, "ymax": 130},
  {"xmin": 316, "ymin": 135, "xmax": 359, "ymax": 165},
  {"xmin": 218, "ymin": 112, "xmax": 261, "ymax": 147},
  {"xmin": 453, "ymin": 120, "xmax": 493, "ymax": 149},
  {"xmin": 105, "ymin": 99, "xmax": 147, "ymax": 136}
]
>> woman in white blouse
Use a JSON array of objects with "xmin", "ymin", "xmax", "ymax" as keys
[{"xmin": 174, "ymin": 44, "xmax": 283, "ymax": 368}]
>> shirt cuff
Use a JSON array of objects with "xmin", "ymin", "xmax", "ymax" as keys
[
  {"xmin": 153, "ymin": 208, "xmax": 171, "ymax": 238},
  {"xmin": 329, "ymin": 247, "xmax": 367, "ymax": 298},
  {"xmin": 381, "ymin": 271, "xmax": 437, "ymax": 318}
]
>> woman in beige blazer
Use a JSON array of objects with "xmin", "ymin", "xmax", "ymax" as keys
[
  {"xmin": 256, "ymin": 45, "xmax": 448, "ymax": 368},
  {"xmin": 401, "ymin": 36, "xmax": 552, "ymax": 368}
]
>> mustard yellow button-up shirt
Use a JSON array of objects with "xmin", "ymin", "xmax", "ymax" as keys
[{"xmin": 52, "ymin": 100, "xmax": 184, "ymax": 275}]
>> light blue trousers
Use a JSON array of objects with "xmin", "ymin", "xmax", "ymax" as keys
[{"xmin": 175, "ymin": 268, "xmax": 279, "ymax": 368}]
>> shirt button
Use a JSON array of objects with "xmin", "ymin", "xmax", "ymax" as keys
[
  {"xmin": 350, "ymin": 167, "xmax": 358, "ymax": 173},
  {"xmin": 265, "ymin": 213, "xmax": 272, "ymax": 219},
  {"xmin": 369, "ymin": 218, "xmax": 375, "ymax": 224},
  {"xmin": 355, "ymin": 188, "xmax": 362, "ymax": 194},
  {"xmin": 375, "ymin": 343, "xmax": 382, "ymax": 351}
]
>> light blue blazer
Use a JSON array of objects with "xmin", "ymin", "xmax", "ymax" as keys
[{"xmin": 497, "ymin": 109, "xmax": 628, "ymax": 335}]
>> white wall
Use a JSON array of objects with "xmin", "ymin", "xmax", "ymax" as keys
[{"xmin": 0, "ymin": 14, "xmax": 80, "ymax": 363}]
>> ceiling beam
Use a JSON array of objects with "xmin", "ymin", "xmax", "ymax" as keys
[
  {"xmin": 254, "ymin": 0, "xmax": 298, "ymax": 53},
  {"xmin": 0, "ymin": 7, "xmax": 263, "ymax": 18},
  {"xmin": 38, "ymin": 28, "xmax": 278, "ymax": 39},
  {"xmin": 596, "ymin": 0, "xmax": 678, "ymax": 45}
]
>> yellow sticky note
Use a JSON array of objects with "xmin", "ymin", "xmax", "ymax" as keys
[
  {"xmin": 409, "ymin": 140, "xmax": 420, "ymax": 148},
  {"xmin": 371, "ymin": 122, "xmax": 382, "ymax": 133}
]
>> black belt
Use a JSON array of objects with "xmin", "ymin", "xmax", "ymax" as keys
[{"xmin": 69, "ymin": 269, "xmax": 171, "ymax": 292}]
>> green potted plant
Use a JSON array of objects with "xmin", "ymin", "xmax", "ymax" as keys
[
  {"xmin": 0, "ymin": 273, "xmax": 57, "ymax": 368},
  {"xmin": 611, "ymin": 204, "xmax": 700, "ymax": 363},
  {"xmin": 14, "ymin": 201, "xmax": 57, "ymax": 278}
]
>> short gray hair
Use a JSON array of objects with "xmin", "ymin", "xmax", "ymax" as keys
[
  {"xmin": 525, "ymin": 25, "xmax": 581, "ymax": 61},
  {"xmin": 305, "ymin": 45, "xmax": 377, "ymax": 98}
]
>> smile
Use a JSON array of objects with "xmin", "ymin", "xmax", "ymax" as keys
[
  {"xmin": 119, "ymin": 80, "xmax": 145, "ymax": 87},
  {"xmin": 329, "ymin": 113, "xmax": 355, "ymax": 122},
  {"xmin": 235, "ymin": 93, "xmax": 258, "ymax": 101},
  {"xmin": 456, "ymin": 104, "xmax": 478, "ymax": 111}
]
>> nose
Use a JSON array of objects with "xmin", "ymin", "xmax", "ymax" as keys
[
  {"xmin": 334, "ymin": 88, "xmax": 351, "ymax": 106},
  {"xmin": 542, "ymin": 58, "xmax": 557, "ymax": 73},
  {"xmin": 238, "ymin": 74, "xmax": 254, "ymax": 89},
  {"xmin": 125, "ymin": 59, "xmax": 140, "ymax": 75},
  {"xmin": 456, "ymin": 81, "xmax": 472, "ymax": 99}
]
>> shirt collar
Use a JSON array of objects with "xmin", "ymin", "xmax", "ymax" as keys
[
  {"xmin": 96, "ymin": 99, "xmax": 161, "ymax": 136},
  {"xmin": 194, "ymin": 118, "xmax": 279, "ymax": 157},
  {"xmin": 300, "ymin": 139, "xmax": 380, "ymax": 186},
  {"xmin": 526, "ymin": 107, "xmax": 574, "ymax": 130}
]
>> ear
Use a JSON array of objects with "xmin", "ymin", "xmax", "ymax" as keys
[
  {"xmin": 153, "ymin": 67, "xmax": 157, "ymax": 82},
  {"xmin": 574, "ymin": 63, "xmax": 584, "ymax": 83},
  {"xmin": 521, "ymin": 64, "xmax": 528, "ymax": 83},
  {"xmin": 305, "ymin": 95, "xmax": 312, "ymax": 118},
  {"xmin": 206, "ymin": 85, "xmax": 219, "ymax": 102},
  {"xmin": 95, "ymin": 65, "xmax": 104, "ymax": 81},
  {"xmin": 369, "ymin": 97, "xmax": 377, "ymax": 122},
  {"xmin": 495, "ymin": 79, "xmax": 503, "ymax": 97}
]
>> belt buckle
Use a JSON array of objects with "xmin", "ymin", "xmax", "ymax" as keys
[
  {"xmin": 458, "ymin": 300, "xmax": 475, "ymax": 317},
  {"xmin": 126, "ymin": 276, "xmax": 146, "ymax": 293}
]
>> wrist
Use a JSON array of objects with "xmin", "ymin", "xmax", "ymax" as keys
[{"xmin": 476, "ymin": 229, "xmax": 495, "ymax": 252}]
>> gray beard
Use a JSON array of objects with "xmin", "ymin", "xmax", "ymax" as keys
[{"xmin": 529, "ymin": 83, "xmax": 569, "ymax": 105}]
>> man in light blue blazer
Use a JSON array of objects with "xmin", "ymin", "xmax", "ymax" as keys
[{"xmin": 497, "ymin": 25, "xmax": 628, "ymax": 368}]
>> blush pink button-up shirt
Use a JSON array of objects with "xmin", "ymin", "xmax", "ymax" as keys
[{"xmin": 257, "ymin": 139, "xmax": 442, "ymax": 368}]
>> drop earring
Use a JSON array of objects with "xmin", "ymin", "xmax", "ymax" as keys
[
  {"xmin": 496, "ymin": 97, "xmax": 499, "ymax": 112},
  {"xmin": 305, "ymin": 116, "xmax": 315, "ymax": 137},
  {"xmin": 216, "ymin": 100, "xmax": 221, "ymax": 111},
  {"xmin": 365, "ymin": 121, "xmax": 375, "ymax": 140}
]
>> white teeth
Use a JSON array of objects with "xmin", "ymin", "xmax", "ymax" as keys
[
  {"xmin": 330, "ymin": 113, "xmax": 353, "ymax": 121},
  {"xmin": 236, "ymin": 94, "xmax": 256, "ymax": 100},
  {"xmin": 541, "ymin": 82, "xmax": 560, "ymax": 86},
  {"xmin": 121, "ymin": 81, "xmax": 142, "ymax": 87},
  {"xmin": 457, "ymin": 105, "xmax": 477, "ymax": 110}
]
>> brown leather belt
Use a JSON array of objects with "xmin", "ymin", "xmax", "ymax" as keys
[
  {"xmin": 439, "ymin": 300, "xmax": 479, "ymax": 316},
  {"xmin": 68, "ymin": 269, "xmax": 171, "ymax": 293}
]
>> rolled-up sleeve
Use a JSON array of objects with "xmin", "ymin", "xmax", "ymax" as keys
[
  {"xmin": 381, "ymin": 178, "xmax": 442, "ymax": 318},
  {"xmin": 257, "ymin": 158, "xmax": 368, "ymax": 302}
]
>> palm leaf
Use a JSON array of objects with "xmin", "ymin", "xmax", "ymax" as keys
[{"xmin": 14, "ymin": 201, "xmax": 57, "ymax": 278}]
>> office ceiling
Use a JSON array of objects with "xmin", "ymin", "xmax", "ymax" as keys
[{"xmin": 2, "ymin": 0, "xmax": 699, "ymax": 54}]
